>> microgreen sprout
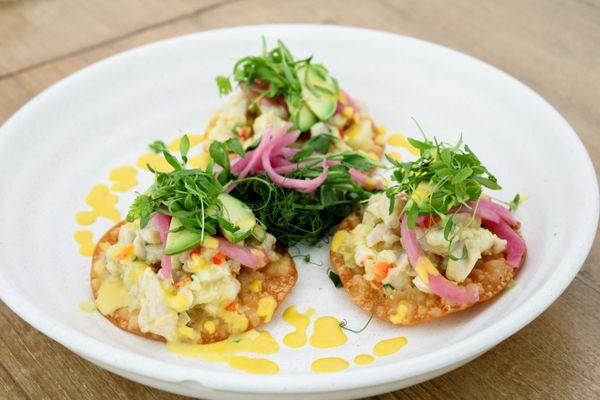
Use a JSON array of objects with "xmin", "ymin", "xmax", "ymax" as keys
[
  {"xmin": 127, "ymin": 135, "xmax": 238, "ymax": 240},
  {"xmin": 386, "ymin": 132, "xmax": 501, "ymax": 230},
  {"xmin": 149, "ymin": 140, "xmax": 167, "ymax": 154},
  {"xmin": 339, "ymin": 313, "xmax": 374, "ymax": 333}
]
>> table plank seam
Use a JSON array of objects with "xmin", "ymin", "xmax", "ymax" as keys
[{"xmin": 0, "ymin": 362, "xmax": 32, "ymax": 400}]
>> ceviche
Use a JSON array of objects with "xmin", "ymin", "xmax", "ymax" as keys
[{"xmin": 329, "ymin": 134, "xmax": 525, "ymax": 324}]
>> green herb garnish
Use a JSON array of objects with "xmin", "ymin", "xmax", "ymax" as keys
[
  {"xmin": 215, "ymin": 39, "xmax": 338, "ymax": 130},
  {"xmin": 127, "ymin": 136, "xmax": 234, "ymax": 238},
  {"xmin": 215, "ymin": 75, "xmax": 233, "ymax": 96},
  {"xmin": 210, "ymin": 133, "xmax": 381, "ymax": 246},
  {"xmin": 149, "ymin": 140, "xmax": 167, "ymax": 154},
  {"xmin": 339, "ymin": 313, "xmax": 373, "ymax": 333},
  {"xmin": 328, "ymin": 270, "xmax": 343, "ymax": 288},
  {"xmin": 228, "ymin": 176, "xmax": 359, "ymax": 246},
  {"xmin": 386, "ymin": 125, "xmax": 501, "ymax": 229},
  {"xmin": 507, "ymin": 193, "xmax": 521, "ymax": 212},
  {"xmin": 292, "ymin": 253, "xmax": 323, "ymax": 266}
]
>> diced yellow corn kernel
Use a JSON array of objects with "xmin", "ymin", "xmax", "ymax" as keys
[
  {"xmin": 188, "ymin": 254, "xmax": 209, "ymax": 272},
  {"xmin": 203, "ymin": 236, "xmax": 218, "ymax": 249},
  {"xmin": 249, "ymin": 278, "xmax": 263, "ymax": 293},
  {"xmin": 165, "ymin": 292, "xmax": 192, "ymax": 312},
  {"xmin": 342, "ymin": 106, "xmax": 354, "ymax": 119},
  {"xmin": 390, "ymin": 304, "xmax": 408, "ymax": 324},
  {"xmin": 203, "ymin": 320, "xmax": 216, "ymax": 334},
  {"xmin": 177, "ymin": 325, "xmax": 196, "ymax": 340}
]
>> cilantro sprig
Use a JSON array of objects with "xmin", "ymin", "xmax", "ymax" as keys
[{"xmin": 386, "ymin": 131, "xmax": 501, "ymax": 230}]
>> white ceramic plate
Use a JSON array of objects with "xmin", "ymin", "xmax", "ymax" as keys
[{"xmin": 0, "ymin": 25, "xmax": 597, "ymax": 400}]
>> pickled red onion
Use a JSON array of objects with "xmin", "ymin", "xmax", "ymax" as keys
[
  {"xmin": 400, "ymin": 214, "xmax": 425, "ymax": 266},
  {"xmin": 217, "ymin": 238, "xmax": 261, "ymax": 269},
  {"xmin": 428, "ymin": 274, "xmax": 479, "ymax": 304},
  {"xmin": 401, "ymin": 214, "xmax": 479, "ymax": 304},
  {"xmin": 483, "ymin": 218, "xmax": 525, "ymax": 268},
  {"xmin": 349, "ymin": 168, "xmax": 384, "ymax": 190},
  {"xmin": 151, "ymin": 212, "xmax": 172, "ymax": 279}
]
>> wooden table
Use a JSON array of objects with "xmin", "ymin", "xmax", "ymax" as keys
[{"xmin": 1, "ymin": 0, "xmax": 598, "ymax": 398}]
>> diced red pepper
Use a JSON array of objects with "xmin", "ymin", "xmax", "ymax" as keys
[
  {"xmin": 423, "ymin": 215, "xmax": 441, "ymax": 229},
  {"xmin": 225, "ymin": 300, "xmax": 239, "ymax": 312},
  {"xmin": 175, "ymin": 277, "xmax": 191, "ymax": 287},
  {"xmin": 239, "ymin": 125, "xmax": 251, "ymax": 140},
  {"xmin": 373, "ymin": 261, "xmax": 392, "ymax": 282},
  {"xmin": 212, "ymin": 252, "xmax": 226, "ymax": 265}
]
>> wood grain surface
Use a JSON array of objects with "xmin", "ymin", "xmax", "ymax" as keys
[{"xmin": 1, "ymin": 0, "xmax": 599, "ymax": 399}]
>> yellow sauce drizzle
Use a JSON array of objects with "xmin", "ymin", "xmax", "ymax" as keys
[
  {"xmin": 387, "ymin": 151, "xmax": 402, "ymax": 162},
  {"xmin": 168, "ymin": 134, "xmax": 205, "ymax": 151},
  {"xmin": 78, "ymin": 300, "xmax": 96, "ymax": 313},
  {"xmin": 373, "ymin": 336, "xmax": 408, "ymax": 357},
  {"xmin": 257, "ymin": 296, "xmax": 277, "ymax": 323},
  {"xmin": 75, "ymin": 185, "xmax": 121, "ymax": 225},
  {"xmin": 354, "ymin": 354, "xmax": 374, "ymax": 365},
  {"xmin": 167, "ymin": 330, "xmax": 279, "ymax": 375},
  {"xmin": 309, "ymin": 317, "xmax": 347, "ymax": 348},
  {"xmin": 228, "ymin": 356, "xmax": 279, "ymax": 375},
  {"xmin": 188, "ymin": 152, "xmax": 212, "ymax": 169},
  {"xmin": 95, "ymin": 279, "xmax": 131, "ymax": 315},
  {"xmin": 137, "ymin": 153, "xmax": 173, "ymax": 173},
  {"xmin": 74, "ymin": 230, "xmax": 95, "ymax": 257},
  {"xmin": 109, "ymin": 166, "xmax": 138, "ymax": 192},
  {"xmin": 311, "ymin": 357, "xmax": 349, "ymax": 373},
  {"xmin": 387, "ymin": 133, "xmax": 419, "ymax": 155},
  {"xmin": 282, "ymin": 306, "xmax": 315, "ymax": 348}
]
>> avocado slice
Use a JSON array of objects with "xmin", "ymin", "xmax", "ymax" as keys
[
  {"xmin": 295, "ymin": 105, "xmax": 318, "ymax": 132},
  {"xmin": 164, "ymin": 217, "xmax": 203, "ymax": 255},
  {"xmin": 218, "ymin": 193, "xmax": 256, "ymax": 243},
  {"xmin": 251, "ymin": 222, "xmax": 267, "ymax": 243},
  {"xmin": 297, "ymin": 65, "xmax": 338, "ymax": 121}
]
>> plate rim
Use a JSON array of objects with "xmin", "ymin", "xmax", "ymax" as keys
[{"xmin": 0, "ymin": 23, "xmax": 598, "ymax": 394}]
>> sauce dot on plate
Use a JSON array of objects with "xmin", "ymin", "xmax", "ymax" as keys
[
  {"xmin": 74, "ymin": 230, "xmax": 95, "ymax": 257},
  {"xmin": 387, "ymin": 151, "xmax": 402, "ymax": 162},
  {"xmin": 310, "ymin": 317, "xmax": 347, "ymax": 348},
  {"xmin": 75, "ymin": 185, "xmax": 120, "ymax": 225},
  {"xmin": 137, "ymin": 153, "xmax": 173, "ymax": 173},
  {"xmin": 373, "ymin": 336, "xmax": 408, "ymax": 357},
  {"xmin": 228, "ymin": 356, "xmax": 279, "ymax": 375},
  {"xmin": 283, "ymin": 306, "xmax": 315, "ymax": 348},
  {"xmin": 109, "ymin": 166, "xmax": 138, "ymax": 192},
  {"xmin": 166, "ymin": 329, "xmax": 279, "ymax": 375},
  {"xmin": 311, "ymin": 357, "xmax": 349, "ymax": 373},
  {"xmin": 387, "ymin": 133, "xmax": 419, "ymax": 155},
  {"xmin": 354, "ymin": 354, "xmax": 374, "ymax": 365}
]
